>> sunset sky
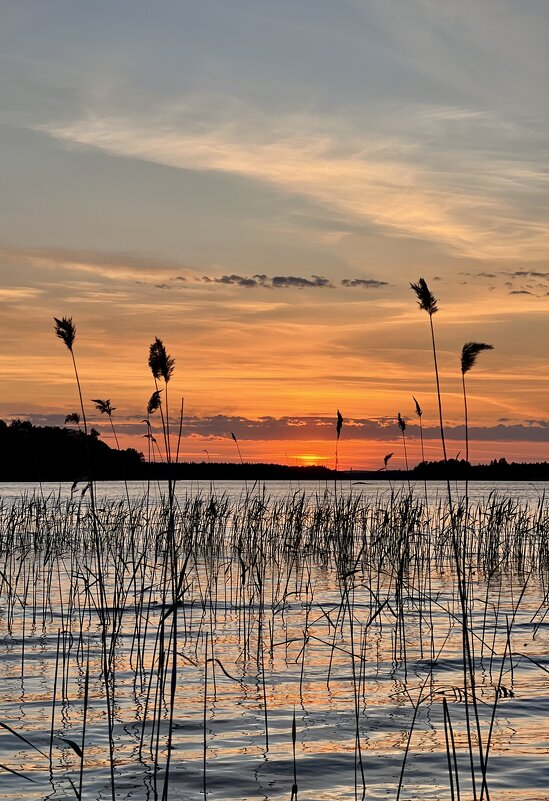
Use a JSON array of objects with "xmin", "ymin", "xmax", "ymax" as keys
[{"xmin": 1, "ymin": 1, "xmax": 548, "ymax": 468}]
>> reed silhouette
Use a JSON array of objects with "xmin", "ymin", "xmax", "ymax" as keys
[
  {"xmin": 148, "ymin": 338, "xmax": 174, "ymax": 463},
  {"xmin": 147, "ymin": 337, "xmax": 180, "ymax": 800},
  {"xmin": 231, "ymin": 432, "xmax": 244, "ymax": 465},
  {"xmin": 412, "ymin": 396, "xmax": 424, "ymax": 465},
  {"xmin": 335, "ymin": 409, "xmax": 343, "ymax": 471},
  {"xmin": 410, "ymin": 279, "xmax": 447, "ymax": 462},
  {"xmin": 92, "ymin": 399, "xmax": 120, "ymax": 450},
  {"xmin": 54, "ymin": 318, "xmax": 89, "ymax": 436},
  {"xmin": 54, "ymin": 317, "xmax": 117, "ymax": 801},
  {"xmin": 409, "ymin": 285, "xmax": 484, "ymax": 796},
  {"xmin": 397, "ymin": 412, "xmax": 408, "ymax": 472},
  {"xmin": 460, "ymin": 342, "xmax": 494, "ymax": 464}
]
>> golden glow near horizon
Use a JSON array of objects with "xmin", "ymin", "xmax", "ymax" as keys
[{"xmin": 0, "ymin": 3, "xmax": 548, "ymax": 467}]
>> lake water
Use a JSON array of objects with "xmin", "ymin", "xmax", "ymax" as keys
[
  {"xmin": 0, "ymin": 481, "xmax": 548, "ymax": 800},
  {"xmin": 0, "ymin": 478, "xmax": 547, "ymax": 508}
]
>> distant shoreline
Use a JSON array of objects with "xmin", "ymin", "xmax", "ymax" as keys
[{"xmin": 1, "ymin": 463, "xmax": 548, "ymax": 482}]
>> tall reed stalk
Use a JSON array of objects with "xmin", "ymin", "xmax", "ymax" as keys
[
  {"xmin": 54, "ymin": 318, "xmax": 88, "ymax": 438},
  {"xmin": 409, "ymin": 280, "xmax": 446, "ymax": 461},
  {"xmin": 54, "ymin": 316, "xmax": 116, "ymax": 801},
  {"xmin": 148, "ymin": 337, "xmax": 179, "ymax": 800},
  {"xmin": 412, "ymin": 396, "xmax": 424, "ymax": 464},
  {"xmin": 410, "ymin": 281, "xmax": 487, "ymax": 799},
  {"xmin": 397, "ymin": 412, "xmax": 408, "ymax": 472},
  {"xmin": 460, "ymin": 343, "xmax": 494, "ymax": 465},
  {"xmin": 335, "ymin": 409, "xmax": 343, "ymax": 472}
]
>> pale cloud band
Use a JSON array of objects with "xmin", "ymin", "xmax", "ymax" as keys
[{"xmin": 39, "ymin": 98, "xmax": 549, "ymax": 263}]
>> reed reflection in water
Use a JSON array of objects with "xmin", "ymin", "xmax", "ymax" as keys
[{"xmin": 0, "ymin": 484, "xmax": 548, "ymax": 800}]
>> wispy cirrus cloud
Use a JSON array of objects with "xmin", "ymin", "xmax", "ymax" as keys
[
  {"xmin": 0, "ymin": 245, "xmax": 187, "ymax": 283},
  {"xmin": 38, "ymin": 100, "xmax": 549, "ymax": 262},
  {"xmin": 0, "ymin": 287, "xmax": 45, "ymax": 301}
]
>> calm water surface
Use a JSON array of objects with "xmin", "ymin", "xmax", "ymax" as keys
[
  {"xmin": 0, "ymin": 481, "xmax": 548, "ymax": 800},
  {"xmin": 0, "ymin": 478, "xmax": 547, "ymax": 504}
]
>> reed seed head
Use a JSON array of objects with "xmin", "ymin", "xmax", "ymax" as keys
[
  {"xmin": 148, "ymin": 337, "xmax": 175, "ymax": 383},
  {"xmin": 412, "ymin": 396, "xmax": 422, "ymax": 418},
  {"xmin": 397, "ymin": 412, "xmax": 406, "ymax": 433},
  {"xmin": 336, "ymin": 409, "xmax": 343, "ymax": 440},
  {"xmin": 54, "ymin": 316, "xmax": 76, "ymax": 351},
  {"xmin": 92, "ymin": 399, "xmax": 115, "ymax": 416},
  {"xmin": 147, "ymin": 390, "xmax": 163, "ymax": 415},
  {"xmin": 410, "ymin": 278, "xmax": 438, "ymax": 316},
  {"xmin": 461, "ymin": 341, "xmax": 494, "ymax": 374}
]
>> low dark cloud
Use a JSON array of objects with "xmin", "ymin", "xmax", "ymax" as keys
[
  {"xmin": 201, "ymin": 274, "xmax": 264, "ymax": 287},
  {"xmin": 272, "ymin": 275, "xmax": 333, "ymax": 288},
  {"xmin": 510, "ymin": 271, "xmax": 549, "ymax": 279},
  {"xmin": 8, "ymin": 413, "xmax": 549, "ymax": 444},
  {"xmin": 459, "ymin": 270, "xmax": 549, "ymax": 297},
  {"xmin": 195, "ymin": 274, "xmax": 391, "ymax": 290},
  {"xmin": 134, "ymin": 414, "xmax": 549, "ymax": 443},
  {"xmin": 459, "ymin": 271, "xmax": 498, "ymax": 278},
  {"xmin": 341, "ymin": 278, "xmax": 388, "ymax": 288},
  {"xmin": 200, "ymin": 274, "xmax": 335, "ymax": 288}
]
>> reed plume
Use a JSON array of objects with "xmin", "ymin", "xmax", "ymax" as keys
[
  {"xmin": 54, "ymin": 316, "xmax": 76, "ymax": 351},
  {"xmin": 92, "ymin": 399, "xmax": 115, "ymax": 417},
  {"xmin": 148, "ymin": 337, "xmax": 175, "ymax": 383},
  {"xmin": 461, "ymin": 342, "xmax": 493, "ymax": 376},
  {"xmin": 92, "ymin": 399, "xmax": 120, "ymax": 450},
  {"xmin": 410, "ymin": 278, "xmax": 437, "ymax": 316},
  {"xmin": 147, "ymin": 390, "xmax": 163, "ymax": 415},
  {"xmin": 231, "ymin": 432, "xmax": 244, "ymax": 465},
  {"xmin": 336, "ymin": 409, "xmax": 343, "ymax": 440},
  {"xmin": 460, "ymin": 342, "xmax": 494, "ymax": 464}
]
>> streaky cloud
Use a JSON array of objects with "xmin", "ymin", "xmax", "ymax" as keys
[{"xmin": 39, "ymin": 100, "xmax": 549, "ymax": 262}]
